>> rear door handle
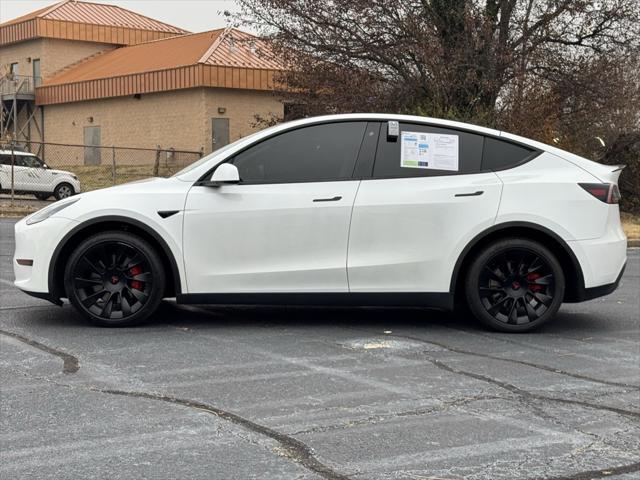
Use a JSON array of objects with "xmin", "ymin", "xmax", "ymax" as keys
[
  {"xmin": 454, "ymin": 191, "xmax": 484, "ymax": 197},
  {"xmin": 313, "ymin": 196, "xmax": 342, "ymax": 202}
]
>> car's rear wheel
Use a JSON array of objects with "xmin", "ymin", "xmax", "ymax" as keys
[
  {"xmin": 64, "ymin": 231, "xmax": 165, "ymax": 327},
  {"xmin": 54, "ymin": 182, "xmax": 74, "ymax": 200},
  {"xmin": 465, "ymin": 238, "xmax": 565, "ymax": 332},
  {"xmin": 34, "ymin": 193, "xmax": 50, "ymax": 201}
]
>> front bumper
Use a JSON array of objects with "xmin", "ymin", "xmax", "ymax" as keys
[{"xmin": 13, "ymin": 216, "xmax": 78, "ymax": 296}]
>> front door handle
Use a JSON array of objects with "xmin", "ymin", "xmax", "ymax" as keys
[
  {"xmin": 313, "ymin": 196, "xmax": 342, "ymax": 202},
  {"xmin": 454, "ymin": 190, "xmax": 484, "ymax": 197}
]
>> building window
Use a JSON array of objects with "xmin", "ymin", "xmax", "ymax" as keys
[
  {"xmin": 10, "ymin": 62, "xmax": 19, "ymax": 77},
  {"xmin": 32, "ymin": 59, "xmax": 41, "ymax": 86}
]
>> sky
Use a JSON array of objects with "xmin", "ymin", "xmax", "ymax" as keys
[{"xmin": 0, "ymin": 0, "xmax": 243, "ymax": 33}]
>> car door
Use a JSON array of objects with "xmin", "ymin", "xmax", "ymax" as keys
[
  {"xmin": 0, "ymin": 154, "xmax": 11, "ymax": 190},
  {"xmin": 183, "ymin": 121, "xmax": 370, "ymax": 293},
  {"xmin": 20, "ymin": 155, "xmax": 51, "ymax": 192},
  {"xmin": 347, "ymin": 121, "xmax": 503, "ymax": 293},
  {"xmin": 10, "ymin": 155, "xmax": 34, "ymax": 191}
]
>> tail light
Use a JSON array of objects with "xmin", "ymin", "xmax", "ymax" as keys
[{"xmin": 579, "ymin": 183, "xmax": 621, "ymax": 204}]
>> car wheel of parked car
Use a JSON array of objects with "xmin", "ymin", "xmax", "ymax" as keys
[
  {"xmin": 34, "ymin": 193, "xmax": 51, "ymax": 201},
  {"xmin": 54, "ymin": 182, "xmax": 74, "ymax": 200},
  {"xmin": 465, "ymin": 238, "xmax": 565, "ymax": 333},
  {"xmin": 64, "ymin": 231, "xmax": 165, "ymax": 327}
]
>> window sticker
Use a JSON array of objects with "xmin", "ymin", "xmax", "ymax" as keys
[{"xmin": 400, "ymin": 131, "xmax": 459, "ymax": 171}]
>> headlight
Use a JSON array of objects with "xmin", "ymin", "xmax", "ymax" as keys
[{"xmin": 26, "ymin": 198, "xmax": 80, "ymax": 225}]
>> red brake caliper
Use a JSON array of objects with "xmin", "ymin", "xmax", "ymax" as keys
[
  {"xmin": 527, "ymin": 273, "xmax": 543, "ymax": 292},
  {"xmin": 129, "ymin": 265, "xmax": 144, "ymax": 290}
]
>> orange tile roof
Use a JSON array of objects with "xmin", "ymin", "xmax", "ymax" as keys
[
  {"xmin": 1, "ymin": 0, "xmax": 187, "ymax": 34},
  {"xmin": 45, "ymin": 28, "xmax": 283, "ymax": 86}
]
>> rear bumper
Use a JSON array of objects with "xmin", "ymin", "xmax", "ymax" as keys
[{"xmin": 571, "ymin": 262, "xmax": 626, "ymax": 303}]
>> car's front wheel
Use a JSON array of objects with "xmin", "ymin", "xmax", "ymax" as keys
[
  {"xmin": 64, "ymin": 231, "xmax": 165, "ymax": 326},
  {"xmin": 465, "ymin": 238, "xmax": 565, "ymax": 332},
  {"xmin": 54, "ymin": 182, "xmax": 74, "ymax": 200},
  {"xmin": 34, "ymin": 193, "xmax": 50, "ymax": 201}
]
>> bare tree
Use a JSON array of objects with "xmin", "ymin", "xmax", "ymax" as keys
[{"xmin": 235, "ymin": 1, "xmax": 639, "ymax": 123}]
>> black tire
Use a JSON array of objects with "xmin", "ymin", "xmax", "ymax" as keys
[
  {"xmin": 54, "ymin": 182, "xmax": 74, "ymax": 200},
  {"xmin": 64, "ymin": 231, "xmax": 165, "ymax": 327},
  {"xmin": 465, "ymin": 238, "xmax": 565, "ymax": 332},
  {"xmin": 34, "ymin": 193, "xmax": 51, "ymax": 201}
]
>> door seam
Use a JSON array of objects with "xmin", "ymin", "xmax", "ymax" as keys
[{"xmin": 345, "ymin": 180, "xmax": 362, "ymax": 292}]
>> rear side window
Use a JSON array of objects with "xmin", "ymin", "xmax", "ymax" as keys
[
  {"xmin": 0, "ymin": 155, "xmax": 11, "ymax": 166},
  {"xmin": 232, "ymin": 122, "xmax": 367, "ymax": 183},
  {"xmin": 482, "ymin": 137, "xmax": 536, "ymax": 171},
  {"xmin": 373, "ymin": 123, "xmax": 484, "ymax": 178}
]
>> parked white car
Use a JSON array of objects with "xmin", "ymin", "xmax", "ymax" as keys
[
  {"xmin": 0, "ymin": 150, "xmax": 81, "ymax": 200},
  {"xmin": 13, "ymin": 114, "xmax": 627, "ymax": 331}
]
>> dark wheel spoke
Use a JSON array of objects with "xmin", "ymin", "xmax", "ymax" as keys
[
  {"xmin": 127, "ymin": 286, "xmax": 148, "ymax": 302},
  {"xmin": 101, "ymin": 292, "xmax": 115, "ymax": 317},
  {"xmin": 532, "ymin": 274, "xmax": 553, "ymax": 286},
  {"xmin": 121, "ymin": 295, "xmax": 132, "ymax": 315},
  {"xmin": 506, "ymin": 298, "xmax": 517, "ymax": 324},
  {"xmin": 487, "ymin": 296, "xmax": 511, "ymax": 316},
  {"xmin": 479, "ymin": 286, "xmax": 504, "ymax": 297},
  {"xmin": 527, "ymin": 256, "xmax": 542, "ymax": 274},
  {"xmin": 129, "ymin": 272, "xmax": 151, "ymax": 282},
  {"xmin": 81, "ymin": 289, "xmax": 107, "ymax": 308},
  {"xmin": 483, "ymin": 266, "xmax": 504, "ymax": 282},
  {"xmin": 124, "ymin": 254, "xmax": 144, "ymax": 270},
  {"xmin": 75, "ymin": 276, "xmax": 102, "ymax": 286},
  {"xmin": 523, "ymin": 297, "xmax": 539, "ymax": 322},
  {"xmin": 81, "ymin": 256, "xmax": 104, "ymax": 275},
  {"xmin": 532, "ymin": 291, "xmax": 553, "ymax": 306}
]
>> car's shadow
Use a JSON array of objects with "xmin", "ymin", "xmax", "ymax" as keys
[{"xmin": 16, "ymin": 298, "xmax": 607, "ymax": 337}]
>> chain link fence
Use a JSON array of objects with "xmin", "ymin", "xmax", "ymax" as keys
[{"xmin": 1, "ymin": 141, "xmax": 203, "ymax": 202}]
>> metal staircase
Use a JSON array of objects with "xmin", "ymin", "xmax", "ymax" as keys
[{"xmin": 0, "ymin": 74, "xmax": 43, "ymax": 155}]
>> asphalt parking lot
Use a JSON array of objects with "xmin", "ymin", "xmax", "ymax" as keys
[{"xmin": 1, "ymin": 217, "xmax": 639, "ymax": 480}]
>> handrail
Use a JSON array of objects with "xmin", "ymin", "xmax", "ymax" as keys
[{"xmin": 0, "ymin": 75, "xmax": 42, "ymax": 96}]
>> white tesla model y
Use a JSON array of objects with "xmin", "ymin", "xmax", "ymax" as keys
[{"xmin": 13, "ymin": 114, "xmax": 627, "ymax": 331}]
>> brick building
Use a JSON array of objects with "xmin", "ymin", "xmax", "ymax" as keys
[{"xmin": 0, "ymin": 0, "xmax": 284, "ymax": 163}]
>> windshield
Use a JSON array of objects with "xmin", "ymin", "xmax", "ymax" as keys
[{"xmin": 172, "ymin": 126, "xmax": 281, "ymax": 177}]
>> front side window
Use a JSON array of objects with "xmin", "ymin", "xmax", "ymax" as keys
[
  {"xmin": 231, "ymin": 122, "xmax": 367, "ymax": 183},
  {"xmin": 373, "ymin": 122, "xmax": 485, "ymax": 178},
  {"xmin": 20, "ymin": 155, "xmax": 44, "ymax": 168}
]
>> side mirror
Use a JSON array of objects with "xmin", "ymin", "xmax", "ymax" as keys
[{"xmin": 206, "ymin": 163, "xmax": 239, "ymax": 186}]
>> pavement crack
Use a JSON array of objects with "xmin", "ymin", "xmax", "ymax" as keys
[
  {"xmin": 288, "ymin": 395, "xmax": 503, "ymax": 436},
  {"xmin": 535, "ymin": 461, "xmax": 640, "ymax": 480},
  {"xmin": 354, "ymin": 328, "xmax": 639, "ymax": 390},
  {"xmin": 93, "ymin": 388, "xmax": 351, "ymax": 480},
  {"xmin": 0, "ymin": 329, "xmax": 79, "ymax": 374},
  {"xmin": 424, "ymin": 355, "xmax": 640, "ymax": 421}
]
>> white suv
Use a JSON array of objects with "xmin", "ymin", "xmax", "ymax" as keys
[
  {"xmin": 13, "ymin": 114, "xmax": 627, "ymax": 331},
  {"xmin": 0, "ymin": 150, "xmax": 81, "ymax": 200}
]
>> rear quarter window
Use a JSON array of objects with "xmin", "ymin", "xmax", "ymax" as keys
[{"xmin": 482, "ymin": 137, "xmax": 537, "ymax": 171}]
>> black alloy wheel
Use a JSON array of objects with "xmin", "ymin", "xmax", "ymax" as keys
[
  {"xmin": 65, "ymin": 232, "xmax": 165, "ymax": 326},
  {"xmin": 465, "ymin": 238, "xmax": 565, "ymax": 332}
]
